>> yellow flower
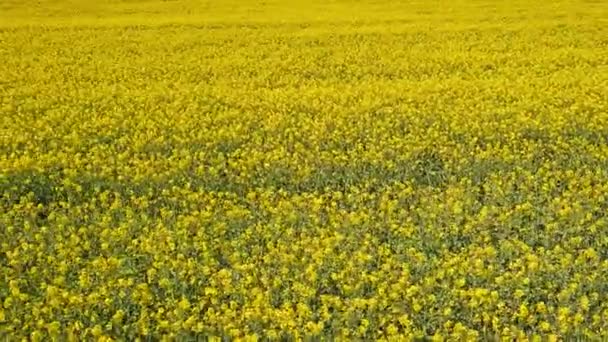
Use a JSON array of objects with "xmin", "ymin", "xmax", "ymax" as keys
[
  {"xmin": 31, "ymin": 331, "xmax": 44, "ymax": 342},
  {"xmin": 305, "ymin": 321, "xmax": 323, "ymax": 336},
  {"xmin": 383, "ymin": 323, "xmax": 397, "ymax": 336},
  {"xmin": 579, "ymin": 296, "xmax": 590, "ymax": 312},
  {"xmin": 91, "ymin": 325, "xmax": 103, "ymax": 337},
  {"xmin": 47, "ymin": 321, "xmax": 61, "ymax": 336},
  {"xmin": 539, "ymin": 321, "xmax": 551, "ymax": 332},
  {"xmin": 518, "ymin": 304, "xmax": 529, "ymax": 319},
  {"xmin": 112, "ymin": 310, "xmax": 125, "ymax": 324},
  {"xmin": 178, "ymin": 298, "xmax": 190, "ymax": 311}
]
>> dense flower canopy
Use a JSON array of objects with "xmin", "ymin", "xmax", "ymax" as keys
[{"xmin": 1, "ymin": 0, "xmax": 607, "ymax": 340}]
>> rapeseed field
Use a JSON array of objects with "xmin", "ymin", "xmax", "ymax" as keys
[{"xmin": 1, "ymin": 0, "xmax": 608, "ymax": 340}]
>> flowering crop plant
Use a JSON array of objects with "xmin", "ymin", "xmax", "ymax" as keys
[{"xmin": 1, "ymin": 0, "xmax": 608, "ymax": 340}]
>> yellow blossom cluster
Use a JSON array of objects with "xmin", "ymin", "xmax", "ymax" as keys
[{"xmin": 1, "ymin": 0, "xmax": 607, "ymax": 340}]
